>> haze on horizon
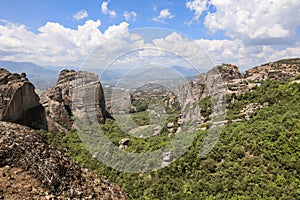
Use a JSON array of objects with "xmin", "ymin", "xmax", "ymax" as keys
[{"xmin": 0, "ymin": 0, "xmax": 299, "ymax": 72}]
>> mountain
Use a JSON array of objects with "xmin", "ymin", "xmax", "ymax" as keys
[
  {"xmin": 0, "ymin": 61, "xmax": 59, "ymax": 80},
  {"xmin": 43, "ymin": 58, "xmax": 300, "ymax": 199},
  {"xmin": 169, "ymin": 65, "xmax": 200, "ymax": 77},
  {"xmin": 111, "ymin": 67, "xmax": 187, "ymax": 89}
]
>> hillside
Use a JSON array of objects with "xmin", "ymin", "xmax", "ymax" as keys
[
  {"xmin": 42, "ymin": 67, "xmax": 300, "ymax": 199},
  {"xmin": 0, "ymin": 121, "xmax": 130, "ymax": 199},
  {"xmin": 1, "ymin": 58, "xmax": 300, "ymax": 199},
  {"xmin": 0, "ymin": 68, "xmax": 129, "ymax": 199}
]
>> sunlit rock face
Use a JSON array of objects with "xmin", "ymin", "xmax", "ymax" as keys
[{"xmin": 40, "ymin": 69, "xmax": 112, "ymax": 133}]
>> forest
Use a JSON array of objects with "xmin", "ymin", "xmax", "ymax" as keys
[{"xmin": 40, "ymin": 80, "xmax": 300, "ymax": 199}]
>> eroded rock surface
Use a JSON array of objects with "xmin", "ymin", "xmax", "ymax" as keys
[
  {"xmin": 40, "ymin": 69, "xmax": 112, "ymax": 133},
  {"xmin": 0, "ymin": 68, "xmax": 47, "ymax": 130},
  {"xmin": 0, "ymin": 121, "xmax": 130, "ymax": 199}
]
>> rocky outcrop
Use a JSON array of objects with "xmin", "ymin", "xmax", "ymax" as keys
[
  {"xmin": 0, "ymin": 68, "xmax": 47, "ymax": 130},
  {"xmin": 40, "ymin": 69, "xmax": 112, "ymax": 133},
  {"xmin": 0, "ymin": 121, "xmax": 130, "ymax": 199},
  {"xmin": 244, "ymin": 58, "xmax": 300, "ymax": 81}
]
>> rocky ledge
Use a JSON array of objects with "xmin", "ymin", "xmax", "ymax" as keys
[{"xmin": 0, "ymin": 121, "xmax": 130, "ymax": 199}]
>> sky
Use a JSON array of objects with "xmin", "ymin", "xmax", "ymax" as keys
[{"xmin": 0, "ymin": 0, "xmax": 300, "ymax": 71}]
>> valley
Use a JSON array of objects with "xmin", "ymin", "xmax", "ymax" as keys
[{"xmin": 0, "ymin": 58, "xmax": 300, "ymax": 199}]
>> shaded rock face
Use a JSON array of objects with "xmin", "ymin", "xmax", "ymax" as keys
[
  {"xmin": 41, "ymin": 69, "xmax": 112, "ymax": 133},
  {"xmin": 215, "ymin": 64, "xmax": 241, "ymax": 81},
  {"xmin": 176, "ymin": 64, "xmax": 235, "ymax": 106},
  {"xmin": 0, "ymin": 68, "xmax": 47, "ymax": 130},
  {"xmin": 0, "ymin": 121, "xmax": 130, "ymax": 199}
]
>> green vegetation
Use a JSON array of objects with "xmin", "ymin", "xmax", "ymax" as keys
[
  {"xmin": 199, "ymin": 96, "xmax": 212, "ymax": 122},
  {"xmin": 40, "ymin": 80, "xmax": 300, "ymax": 199}
]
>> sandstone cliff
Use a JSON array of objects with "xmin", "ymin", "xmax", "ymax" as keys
[
  {"xmin": 40, "ymin": 69, "xmax": 112, "ymax": 133},
  {"xmin": 0, "ymin": 68, "xmax": 47, "ymax": 130},
  {"xmin": 0, "ymin": 121, "xmax": 130, "ymax": 199}
]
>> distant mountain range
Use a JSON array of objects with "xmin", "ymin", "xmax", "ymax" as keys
[
  {"xmin": 168, "ymin": 65, "xmax": 201, "ymax": 77},
  {"xmin": 0, "ymin": 61, "xmax": 78, "ymax": 89},
  {"xmin": 0, "ymin": 60, "xmax": 202, "ymax": 89},
  {"xmin": 0, "ymin": 61, "xmax": 59, "ymax": 79}
]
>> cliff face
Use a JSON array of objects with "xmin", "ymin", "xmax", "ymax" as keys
[
  {"xmin": 0, "ymin": 68, "xmax": 47, "ymax": 130},
  {"xmin": 175, "ymin": 59, "xmax": 300, "ymax": 126},
  {"xmin": 40, "ymin": 69, "xmax": 112, "ymax": 133},
  {"xmin": 0, "ymin": 121, "xmax": 130, "ymax": 199},
  {"xmin": 178, "ymin": 59, "xmax": 300, "ymax": 103},
  {"xmin": 176, "ymin": 64, "xmax": 238, "ymax": 105}
]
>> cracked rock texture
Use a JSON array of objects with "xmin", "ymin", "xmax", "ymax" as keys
[
  {"xmin": 0, "ymin": 68, "xmax": 47, "ymax": 130},
  {"xmin": 0, "ymin": 121, "xmax": 130, "ymax": 200},
  {"xmin": 40, "ymin": 69, "xmax": 112, "ymax": 133}
]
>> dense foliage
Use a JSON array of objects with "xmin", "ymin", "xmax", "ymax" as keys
[{"xmin": 40, "ymin": 80, "xmax": 300, "ymax": 199}]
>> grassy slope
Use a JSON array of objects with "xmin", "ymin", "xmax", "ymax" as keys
[{"xmin": 40, "ymin": 80, "xmax": 300, "ymax": 199}]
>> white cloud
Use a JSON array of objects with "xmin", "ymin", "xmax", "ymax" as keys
[
  {"xmin": 186, "ymin": 0, "xmax": 209, "ymax": 23},
  {"xmin": 0, "ymin": 19, "xmax": 299, "ymax": 71},
  {"xmin": 123, "ymin": 11, "xmax": 137, "ymax": 21},
  {"xmin": 0, "ymin": 20, "xmax": 129, "ymax": 66},
  {"xmin": 196, "ymin": 38, "xmax": 300, "ymax": 70},
  {"xmin": 104, "ymin": 22, "xmax": 129, "ymax": 38},
  {"xmin": 101, "ymin": 1, "xmax": 116, "ymax": 18},
  {"xmin": 151, "ymin": 9, "xmax": 174, "ymax": 23},
  {"xmin": 186, "ymin": 0, "xmax": 300, "ymax": 45},
  {"xmin": 73, "ymin": 10, "xmax": 88, "ymax": 20}
]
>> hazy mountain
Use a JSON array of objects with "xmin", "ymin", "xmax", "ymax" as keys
[
  {"xmin": 0, "ymin": 61, "xmax": 69, "ymax": 89},
  {"xmin": 0, "ymin": 61, "xmax": 59, "ymax": 79},
  {"xmin": 111, "ymin": 67, "xmax": 188, "ymax": 89},
  {"xmin": 168, "ymin": 65, "xmax": 201, "ymax": 77}
]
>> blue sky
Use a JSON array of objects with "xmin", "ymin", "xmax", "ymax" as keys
[
  {"xmin": 0, "ymin": 0, "xmax": 300, "ymax": 70},
  {"xmin": 0, "ymin": 0, "xmax": 223, "ymax": 39}
]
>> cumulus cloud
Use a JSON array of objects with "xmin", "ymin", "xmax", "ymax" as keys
[
  {"xmin": 0, "ymin": 19, "xmax": 299, "ymax": 70},
  {"xmin": 0, "ymin": 20, "xmax": 129, "ymax": 66},
  {"xmin": 196, "ymin": 38, "xmax": 300, "ymax": 70},
  {"xmin": 151, "ymin": 9, "xmax": 174, "ymax": 23},
  {"xmin": 101, "ymin": 1, "xmax": 116, "ymax": 18},
  {"xmin": 123, "ymin": 11, "xmax": 137, "ymax": 21},
  {"xmin": 73, "ymin": 10, "xmax": 88, "ymax": 20},
  {"xmin": 186, "ymin": 0, "xmax": 300, "ymax": 46},
  {"xmin": 186, "ymin": 0, "xmax": 209, "ymax": 24}
]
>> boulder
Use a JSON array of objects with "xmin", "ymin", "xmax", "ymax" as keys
[
  {"xmin": 161, "ymin": 152, "xmax": 173, "ymax": 167},
  {"xmin": 153, "ymin": 125, "xmax": 162, "ymax": 136},
  {"xmin": 41, "ymin": 70, "xmax": 112, "ymax": 133},
  {"xmin": 119, "ymin": 138, "xmax": 130, "ymax": 150},
  {"xmin": 0, "ymin": 68, "xmax": 47, "ymax": 130}
]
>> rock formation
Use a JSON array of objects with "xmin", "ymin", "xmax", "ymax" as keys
[
  {"xmin": 244, "ymin": 58, "xmax": 300, "ymax": 81},
  {"xmin": 176, "ymin": 59, "xmax": 300, "ymax": 127},
  {"xmin": 0, "ymin": 68, "xmax": 47, "ymax": 130},
  {"xmin": 0, "ymin": 121, "xmax": 130, "ymax": 199},
  {"xmin": 40, "ymin": 69, "xmax": 112, "ymax": 133}
]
